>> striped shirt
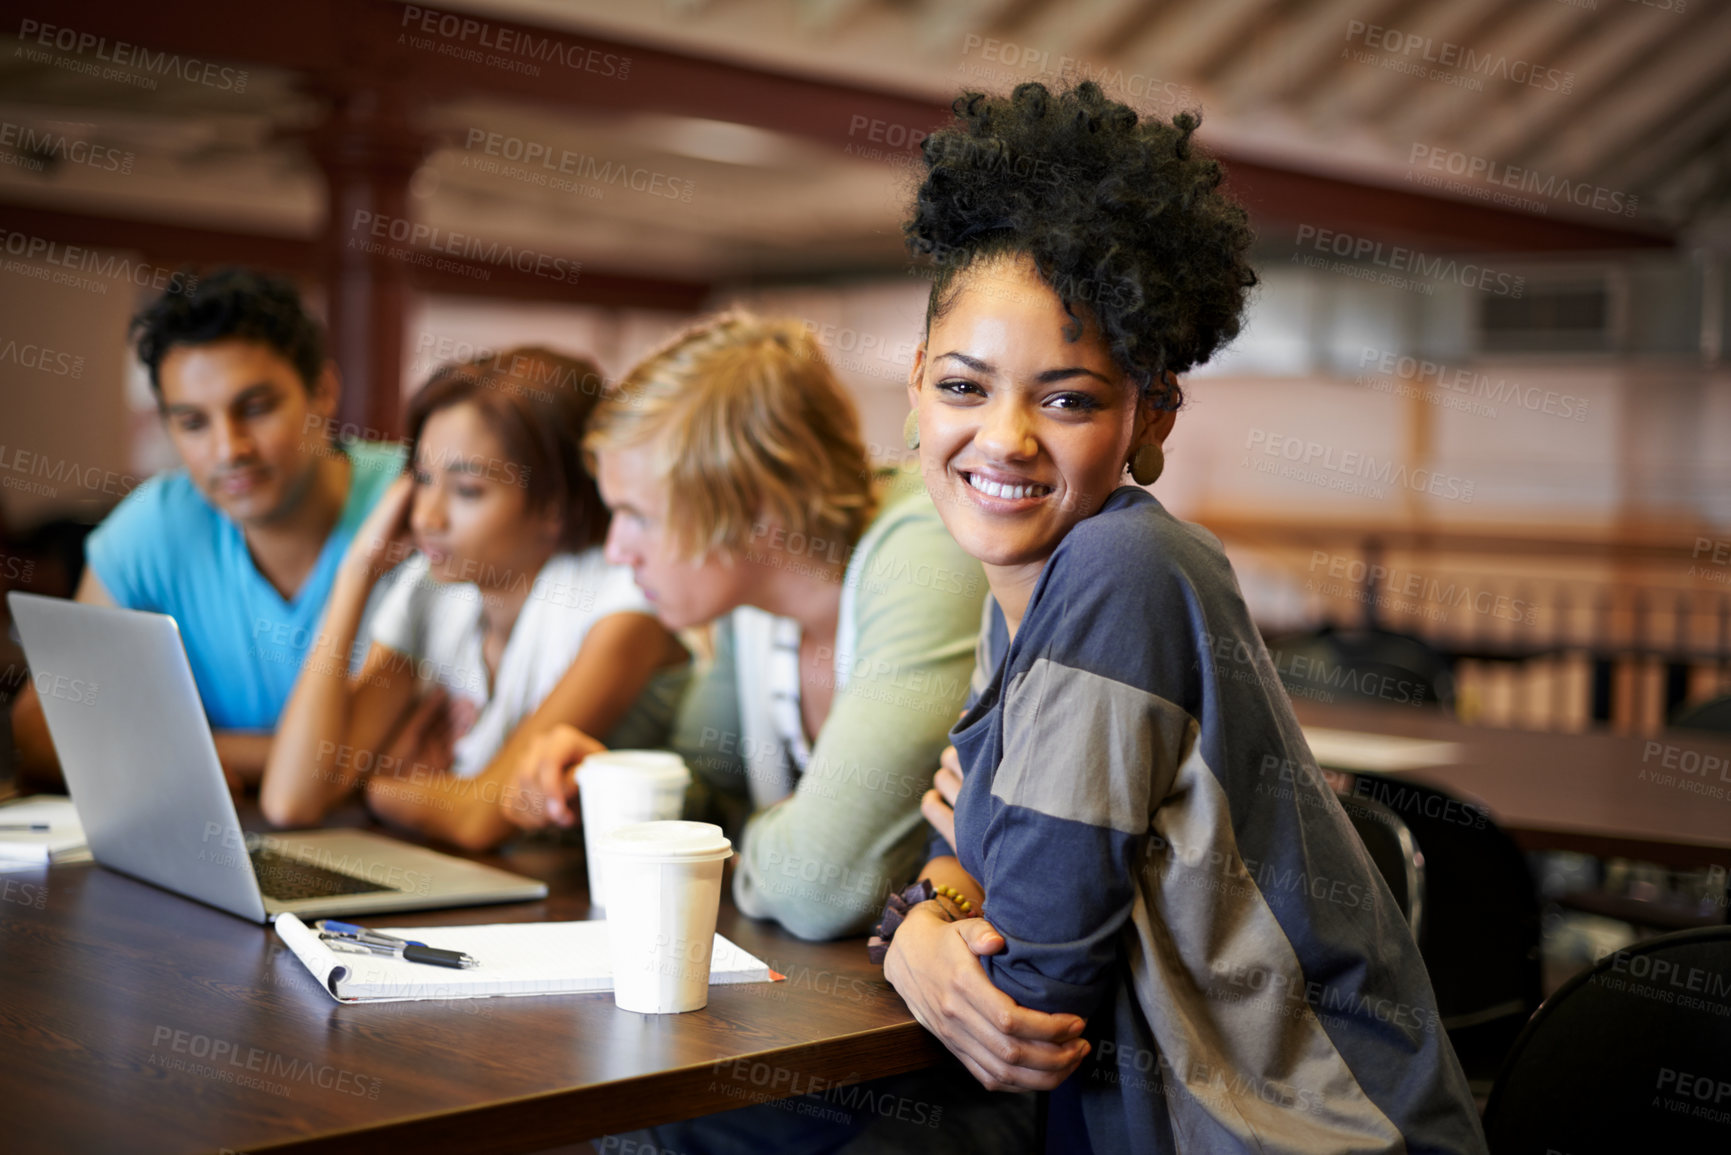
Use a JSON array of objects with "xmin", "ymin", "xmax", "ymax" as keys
[
  {"xmin": 767, "ymin": 616, "xmax": 813, "ymax": 775},
  {"xmin": 949, "ymin": 487, "xmax": 1486, "ymax": 1154}
]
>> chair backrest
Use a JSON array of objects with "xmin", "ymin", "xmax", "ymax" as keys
[
  {"xmin": 1268, "ymin": 626, "xmax": 1457, "ymax": 711},
  {"xmin": 1670, "ymin": 693, "xmax": 1731, "ymax": 734},
  {"xmin": 1336, "ymin": 790, "xmax": 1425, "ymax": 940},
  {"xmin": 1482, "ymin": 926, "xmax": 1731, "ymax": 1154},
  {"xmin": 1345, "ymin": 772, "xmax": 1543, "ymax": 1085}
]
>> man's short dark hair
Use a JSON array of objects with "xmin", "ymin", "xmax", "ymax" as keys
[{"xmin": 131, "ymin": 267, "xmax": 326, "ymax": 397}]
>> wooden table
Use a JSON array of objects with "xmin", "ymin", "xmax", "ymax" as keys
[
  {"xmin": 0, "ymin": 819, "xmax": 942, "ymax": 1155},
  {"xmin": 1293, "ymin": 702, "xmax": 1731, "ymax": 871}
]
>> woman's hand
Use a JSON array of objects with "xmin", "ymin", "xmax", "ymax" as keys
[
  {"xmin": 884, "ymin": 903, "xmax": 1090, "ymax": 1092},
  {"xmin": 382, "ymin": 687, "xmax": 459, "ymax": 780},
  {"xmin": 343, "ymin": 473, "xmax": 416, "ymax": 581},
  {"xmin": 920, "ymin": 745, "xmax": 965, "ymax": 854},
  {"xmin": 503, "ymin": 723, "xmax": 605, "ymax": 830},
  {"xmin": 364, "ymin": 689, "xmax": 460, "ymax": 821}
]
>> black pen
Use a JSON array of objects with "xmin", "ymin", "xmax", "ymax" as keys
[
  {"xmin": 315, "ymin": 918, "xmax": 424, "ymax": 947},
  {"xmin": 0, "ymin": 823, "xmax": 51, "ymax": 832},
  {"xmin": 316, "ymin": 925, "xmax": 480, "ymax": 969}
]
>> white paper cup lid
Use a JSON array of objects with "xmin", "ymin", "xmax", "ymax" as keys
[
  {"xmin": 577, "ymin": 750, "xmax": 691, "ymax": 786},
  {"xmin": 600, "ymin": 820, "xmax": 732, "ymax": 862}
]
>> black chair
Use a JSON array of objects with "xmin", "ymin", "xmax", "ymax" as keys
[
  {"xmin": 1267, "ymin": 626, "xmax": 1456, "ymax": 711},
  {"xmin": 1345, "ymin": 773, "xmax": 1542, "ymax": 1094},
  {"xmin": 1670, "ymin": 693, "xmax": 1731, "ymax": 734},
  {"xmin": 1336, "ymin": 790, "xmax": 1425, "ymax": 939},
  {"xmin": 1482, "ymin": 926, "xmax": 1731, "ymax": 1154}
]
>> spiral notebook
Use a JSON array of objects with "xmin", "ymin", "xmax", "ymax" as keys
[{"xmin": 275, "ymin": 913, "xmax": 782, "ymax": 1004}]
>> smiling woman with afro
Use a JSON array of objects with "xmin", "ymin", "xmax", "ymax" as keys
[{"xmin": 882, "ymin": 81, "xmax": 1489, "ymax": 1155}]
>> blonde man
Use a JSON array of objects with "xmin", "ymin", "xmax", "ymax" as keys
[{"xmin": 510, "ymin": 312, "xmax": 988, "ymax": 941}]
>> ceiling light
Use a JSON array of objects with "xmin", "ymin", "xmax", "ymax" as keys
[{"xmin": 632, "ymin": 115, "xmax": 802, "ymax": 166}]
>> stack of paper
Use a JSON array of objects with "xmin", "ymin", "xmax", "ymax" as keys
[
  {"xmin": 274, "ymin": 913, "xmax": 782, "ymax": 1004},
  {"xmin": 0, "ymin": 796, "xmax": 89, "ymax": 865}
]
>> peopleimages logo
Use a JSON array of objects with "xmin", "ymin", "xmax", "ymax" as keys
[
  {"xmin": 0, "ymin": 121, "xmax": 134, "ymax": 175},
  {"xmin": 0, "ymin": 229, "xmax": 197, "ymax": 295},
  {"xmin": 1408, "ymin": 144, "xmax": 1637, "ymax": 218},
  {"xmin": 845, "ymin": 115, "xmax": 929, "ymax": 157},
  {"xmin": 398, "ymin": 4, "xmax": 630, "ymax": 79},
  {"xmin": 15, "ymin": 20, "xmax": 249, "ymax": 92},
  {"xmin": 1244, "ymin": 428, "xmax": 1476, "ymax": 503},
  {"xmin": 0, "ymin": 444, "xmax": 141, "ymax": 500},
  {"xmin": 1357, "ymin": 346, "xmax": 1589, "ymax": 422},
  {"xmin": 1344, "ymin": 21, "xmax": 1575, "ymax": 94},
  {"xmin": 1294, "ymin": 225, "xmax": 1524, "ymax": 299},
  {"xmin": 461, "ymin": 129, "xmax": 694, "ymax": 201},
  {"xmin": 346, "ymin": 211, "xmax": 581, "ymax": 284},
  {"xmin": 1305, "ymin": 550, "xmax": 1538, "ymax": 625},
  {"xmin": 0, "ymin": 337, "xmax": 84, "ymax": 378},
  {"xmin": 958, "ymin": 34, "xmax": 1192, "ymax": 111}
]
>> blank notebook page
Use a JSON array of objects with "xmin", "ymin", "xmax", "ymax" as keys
[{"xmin": 275, "ymin": 913, "xmax": 777, "ymax": 1003}]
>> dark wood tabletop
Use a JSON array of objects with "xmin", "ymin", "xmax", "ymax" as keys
[
  {"xmin": 19, "ymin": 711, "xmax": 1723, "ymax": 1155},
  {"xmin": 0, "ymin": 817, "xmax": 943, "ymax": 1155},
  {"xmin": 1292, "ymin": 701, "xmax": 1731, "ymax": 870}
]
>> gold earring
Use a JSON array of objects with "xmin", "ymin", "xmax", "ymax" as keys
[
  {"xmin": 1129, "ymin": 443, "xmax": 1164, "ymax": 486},
  {"xmin": 903, "ymin": 410, "xmax": 920, "ymax": 451}
]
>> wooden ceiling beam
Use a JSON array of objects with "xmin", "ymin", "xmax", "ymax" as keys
[
  {"xmin": 1454, "ymin": 5, "xmax": 1677, "ymax": 168},
  {"xmin": 0, "ymin": 203, "xmax": 712, "ymax": 309},
  {"xmin": 13, "ymin": 0, "xmax": 1673, "ymax": 254},
  {"xmin": 1223, "ymin": 157, "xmax": 1668, "ymax": 253},
  {"xmin": 1529, "ymin": 2, "xmax": 1731, "ymax": 179}
]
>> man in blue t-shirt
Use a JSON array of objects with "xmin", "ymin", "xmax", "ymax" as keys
[{"xmin": 12, "ymin": 268, "xmax": 404, "ymax": 789}]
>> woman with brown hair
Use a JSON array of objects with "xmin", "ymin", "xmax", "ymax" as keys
[{"xmin": 259, "ymin": 347, "xmax": 688, "ymax": 850}]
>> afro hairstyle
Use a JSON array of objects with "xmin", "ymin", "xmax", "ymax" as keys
[{"xmin": 903, "ymin": 81, "xmax": 1258, "ymax": 410}]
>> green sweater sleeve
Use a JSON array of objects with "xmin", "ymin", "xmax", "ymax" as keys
[{"xmin": 731, "ymin": 499, "xmax": 986, "ymax": 939}]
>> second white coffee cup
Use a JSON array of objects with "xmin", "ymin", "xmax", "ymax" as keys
[
  {"xmin": 576, "ymin": 750, "xmax": 691, "ymax": 911},
  {"xmin": 599, "ymin": 820, "xmax": 733, "ymax": 1014}
]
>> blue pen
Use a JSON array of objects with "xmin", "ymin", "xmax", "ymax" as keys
[
  {"xmin": 318, "ymin": 933, "xmax": 480, "ymax": 970},
  {"xmin": 313, "ymin": 919, "xmax": 426, "ymax": 948},
  {"xmin": 314, "ymin": 920, "xmax": 479, "ymax": 969}
]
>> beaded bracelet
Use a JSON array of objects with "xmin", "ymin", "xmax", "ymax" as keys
[{"xmin": 865, "ymin": 879, "xmax": 976, "ymax": 964}]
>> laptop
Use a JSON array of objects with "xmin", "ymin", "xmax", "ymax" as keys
[{"xmin": 9, "ymin": 592, "xmax": 548, "ymax": 923}]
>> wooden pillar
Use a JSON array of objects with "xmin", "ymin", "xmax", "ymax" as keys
[{"xmin": 307, "ymin": 81, "xmax": 427, "ymax": 442}]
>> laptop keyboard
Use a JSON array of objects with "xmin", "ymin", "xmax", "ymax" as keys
[{"xmin": 249, "ymin": 846, "xmax": 396, "ymax": 901}]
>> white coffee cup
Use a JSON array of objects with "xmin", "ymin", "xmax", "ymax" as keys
[
  {"xmin": 599, "ymin": 820, "xmax": 734, "ymax": 1014},
  {"xmin": 576, "ymin": 751, "xmax": 692, "ymax": 911}
]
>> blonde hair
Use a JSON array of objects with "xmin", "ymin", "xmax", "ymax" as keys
[{"xmin": 587, "ymin": 311, "xmax": 877, "ymax": 560}]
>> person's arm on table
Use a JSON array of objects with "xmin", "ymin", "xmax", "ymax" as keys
[
  {"xmin": 492, "ymin": 628, "xmax": 757, "ymax": 943},
  {"xmin": 211, "ymin": 733, "xmax": 274, "ymax": 788},
  {"xmin": 366, "ymin": 611, "xmax": 685, "ymax": 851},
  {"xmin": 260, "ymin": 477, "xmax": 418, "ymax": 826},
  {"xmin": 495, "ymin": 617, "xmax": 749, "ymax": 835}
]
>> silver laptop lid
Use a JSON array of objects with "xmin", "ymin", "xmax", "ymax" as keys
[{"xmin": 9, "ymin": 592, "xmax": 269, "ymax": 921}]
